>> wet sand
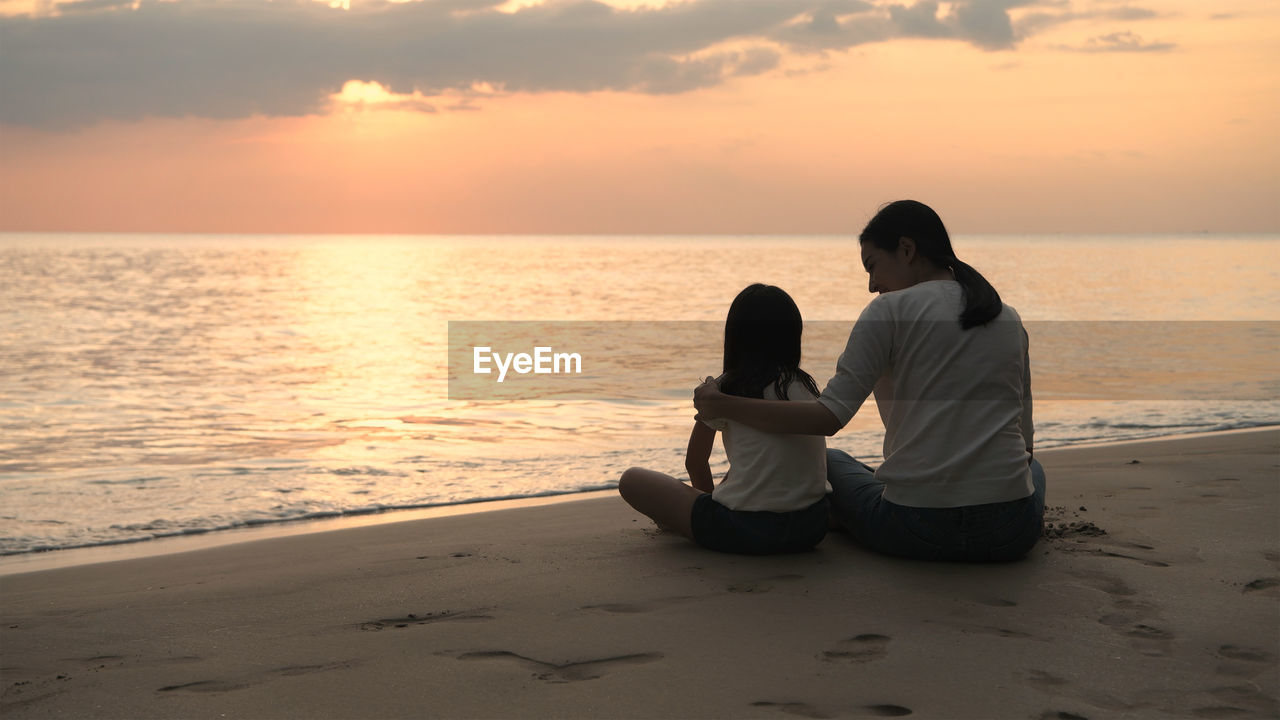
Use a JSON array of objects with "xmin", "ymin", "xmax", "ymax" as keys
[{"xmin": 2, "ymin": 428, "xmax": 1277, "ymax": 719}]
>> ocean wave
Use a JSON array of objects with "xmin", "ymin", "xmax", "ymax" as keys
[{"xmin": 0, "ymin": 484, "xmax": 619, "ymax": 556}]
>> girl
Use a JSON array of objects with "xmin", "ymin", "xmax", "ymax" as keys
[{"xmin": 617, "ymin": 283, "xmax": 831, "ymax": 555}]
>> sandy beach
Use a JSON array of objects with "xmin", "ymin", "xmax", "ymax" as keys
[{"xmin": 2, "ymin": 429, "xmax": 1277, "ymax": 719}]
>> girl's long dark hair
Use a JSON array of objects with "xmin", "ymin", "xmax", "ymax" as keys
[
  {"xmin": 860, "ymin": 200, "xmax": 1002, "ymax": 329},
  {"xmin": 719, "ymin": 283, "xmax": 821, "ymax": 400}
]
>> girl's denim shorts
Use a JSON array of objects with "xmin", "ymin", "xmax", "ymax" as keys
[{"xmin": 690, "ymin": 494, "xmax": 829, "ymax": 555}]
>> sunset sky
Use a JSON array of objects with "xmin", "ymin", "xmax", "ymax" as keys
[{"xmin": 1, "ymin": 0, "xmax": 1276, "ymax": 234}]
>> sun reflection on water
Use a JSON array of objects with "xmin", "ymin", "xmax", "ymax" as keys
[{"xmin": 0, "ymin": 233, "xmax": 1276, "ymax": 553}]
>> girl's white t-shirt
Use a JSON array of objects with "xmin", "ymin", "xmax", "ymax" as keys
[
  {"xmin": 699, "ymin": 379, "xmax": 830, "ymax": 513},
  {"xmin": 817, "ymin": 280, "xmax": 1034, "ymax": 509}
]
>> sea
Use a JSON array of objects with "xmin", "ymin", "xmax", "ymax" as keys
[{"xmin": 1, "ymin": 234, "xmax": 1277, "ymax": 555}]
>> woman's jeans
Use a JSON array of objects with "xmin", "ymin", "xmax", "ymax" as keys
[{"xmin": 826, "ymin": 449, "xmax": 1047, "ymax": 562}]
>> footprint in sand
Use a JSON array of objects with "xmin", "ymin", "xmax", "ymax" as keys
[
  {"xmin": 757, "ymin": 702, "xmax": 910, "ymax": 718},
  {"xmin": 1217, "ymin": 645, "xmax": 1276, "ymax": 663},
  {"xmin": 1096, "ymin": 599, "xmax": 1174, "ymax": 657},
  {"xmin": 863, "ymin": 704, "xmax": 913, "ymax": 717},
  {"xmin": 1241, "ymin": 577, "xmax": 1279, "ymax": 594},
  {"xmin": 1123, "ymin": 623, "xmax": 1176, "ymax": 656},
  {"xmin": 47, "ymin": 655, "xmax": 128, "ymax": 676},
  {"xmin": 448, "ymin": 650, "xmax": 662, "ymax": 683},
  {"xmin": 1050, "ymin": 532, "xmax": 1178, "ymax": 567},
  {"xmin": 358, "ymin": 608, "xmax": 493, "ymax": 631},
  {"xmin": 820, "ymin": 634, "xmax": 891, "ymax": 663},
  {"xmin": 1214, "ymin": 644, "xmax": 1278, "ymax": 680},
  {"xmin": 156, "ymin": 679, "xmax": 248, "ymax": 694},
  {"xmin": 156, "ymin": 661, "xmax": 356, "ymax": 694},
  {"xmin": 55, "ymin": 654, "xmax": 125, "ymax": 671},
  {"xmin": 1067, "ymin": 570, "xmax": 1137, "ymax": 598},
  {"xmin": 1064, "ymin": 572, "xmax": 1177, "ymax": 657},
  {"xmin": 750, "ymin": 700, "xmax": 833, "ymax": 719},
  {"xmin": 1095, "ymin": 550, "xmax": 1171, "ymax": 568},
  {"xmin": 1026, "ymin": 670, "xmax": 1070, "ymax": 690},
  {"xmin": 1195, "ymin": 685, "xmax": 1280, "ymax": 718}
]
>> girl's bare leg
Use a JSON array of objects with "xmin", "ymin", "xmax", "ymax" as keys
[{"xmin": 617, "ymin": 467, "xmax": 704, "ymax": 541}]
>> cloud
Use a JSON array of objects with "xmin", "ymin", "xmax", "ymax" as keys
[
  {"xmin": 1056, "ymin": 30, "xmax": 1175, "ymax": 52},
  {"xmin": 1, "ymin": 0, "xmax": 817, "ymax": 128},
  {"xmin": 887, "ymin": 1, "xmax": 950, "ymax": 38},
  {"xmin": 948, "ymin": 0, "xmax": 1022, "ymax": 50},
  {"xmin": 56, "ymin": 0, "xmax": 135, "ymax": 13},
  {"xmin": 774, "ymin": 0, "xmax": 1037, "ymax": 52},
  {"xmin": 730, "ymin": 46, "xmax": 784, "ymax": 77},
  {"xmin": 1013, "ymin": 3, "xmax": 1160, "ymax": 38},
  {"xmin": 0, "ymin": 0, "xmax": 1169, "ymax": 129}
]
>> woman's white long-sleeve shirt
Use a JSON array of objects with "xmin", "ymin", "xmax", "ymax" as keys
[{"xmin": 818, "ymin": 280, "xmax": 1034, "ymax": 508}]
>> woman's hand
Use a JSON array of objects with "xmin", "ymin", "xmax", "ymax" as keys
[
  {"xmin": 693, "ymin": 376, "xmax": 722, "ymax": 417},
  {"xmin": 694, "ymin": 376, "xmax": 841, "ymax": 436}
]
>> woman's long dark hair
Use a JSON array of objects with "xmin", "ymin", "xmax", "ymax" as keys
[
  {"xmin": 860, "ymin": 200, "xmax": 1002, "ymax": 329},
  {"xmin": 719, "ymin": 283, "xmax": 821, "ymax": 400}
]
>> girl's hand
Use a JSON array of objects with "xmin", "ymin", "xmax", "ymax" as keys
[{"xmin": 693, "ymin": 376, "xmax": 721, "ymax": 416}]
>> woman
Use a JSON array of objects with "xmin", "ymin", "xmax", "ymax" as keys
[{"xmin": 693, "ymin": 200, "xmax": 1046, "ymax": 562}]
